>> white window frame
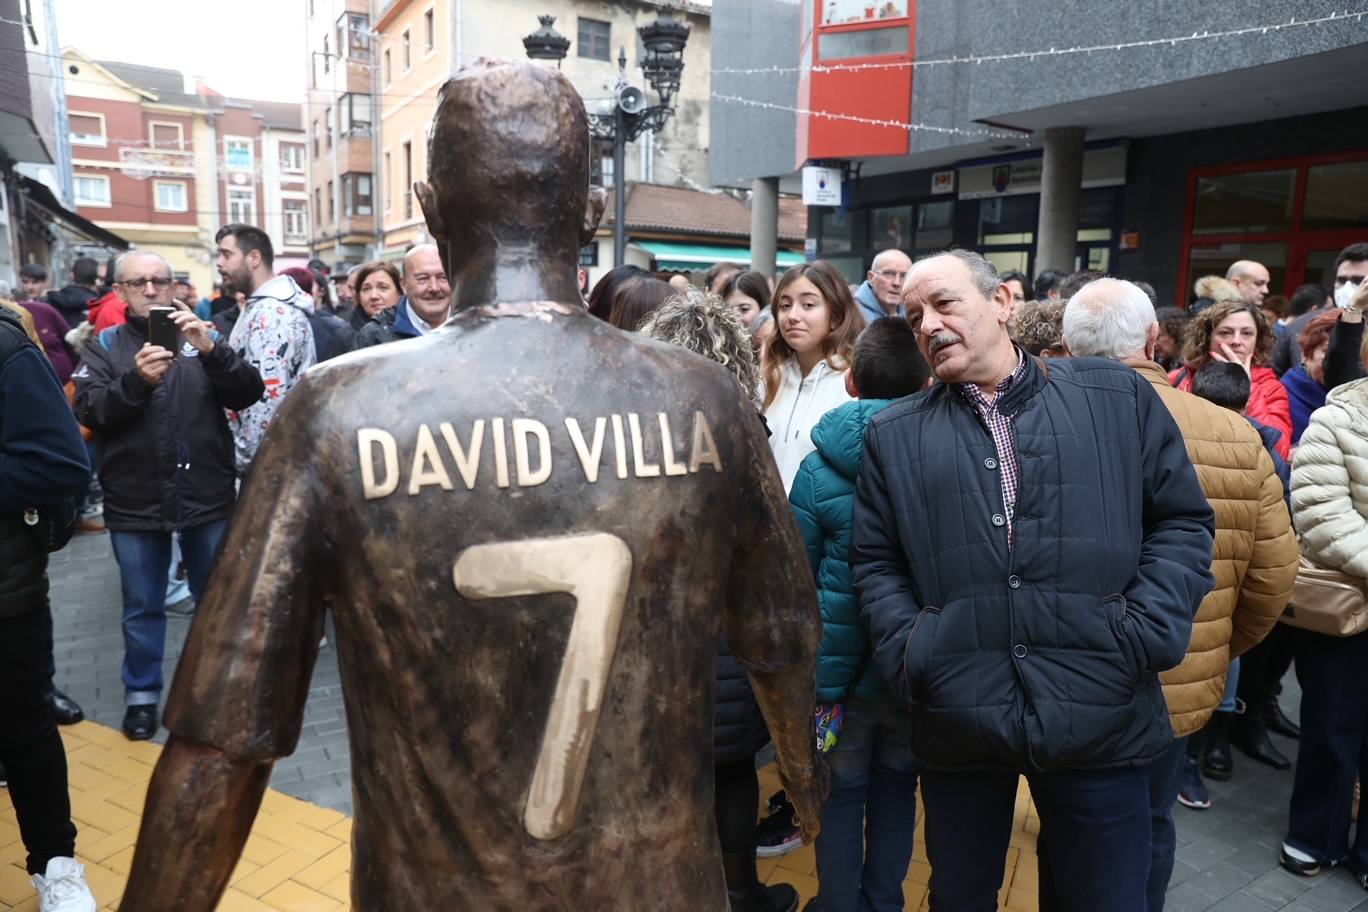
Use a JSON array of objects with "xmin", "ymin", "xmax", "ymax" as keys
[
  {"xmin": 423, "ymin": 7, "xmax": 435, "ymax": 55},
  {"xmin": 283, "ymin": 199, "xmax": 308, "ymax": 243},
  {"xmin": 153, "ymin": 180, "xmax": 188, "ymax": 213},
  {"xmin": 402, "ymin": 29, "xmax": 411, "ymax": 72},
  {"xmin": 69, "ymin": 111, "xmax": 107, "ymax": 147},
  {"xmin": 280, "ymin": 143, "xmax": 305, "ymax": 172},
  {"xmin": 227, "ymin": 188, "xmax": 256, "ymax": 225},
  {"xmin": 383, "ymin": 48, "xmax": 392, "ymax": 85},
  {"xmin": 147, "ymin": 120, "xmax": 184, "ymax": 150},
  {"xmin": 73, "ymin": 173, "xmax": 111, "ymax": 208},
  {"xmin": 384, "ymin": 150, "xmax": 392, "ymax": 213},
  {"xmin": 224, "ymin": 135, "xmax": 254, "ymax": 172}
]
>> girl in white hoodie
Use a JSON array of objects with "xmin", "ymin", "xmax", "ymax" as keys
[{"xmin": 761, "ymin": 261, "xmax": 865, "ymax": 492}]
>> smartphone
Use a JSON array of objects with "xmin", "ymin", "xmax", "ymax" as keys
[{"xmin": 148, "ymin": 306, "xmax": 178, "ymax": 351}]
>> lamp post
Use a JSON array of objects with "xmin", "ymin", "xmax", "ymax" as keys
[{"xmin": 523, "ymin": 11, "xmax": 691, "ymax": 267}]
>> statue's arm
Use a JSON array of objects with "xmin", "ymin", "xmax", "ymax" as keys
[
  {"xmin": 724, "ymin": 406, "xmax": 827, "ymax": 840},
  {"xmin": 119, "ymin": 738, "xmax": 274, "ymax": 911}
]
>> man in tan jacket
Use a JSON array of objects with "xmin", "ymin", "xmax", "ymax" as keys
[{"xmin": 1062, "ymin": 278, "xmax": 1298, "ymax": 911}]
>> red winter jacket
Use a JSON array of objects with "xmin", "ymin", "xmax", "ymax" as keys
[
  {"xmin": 1169, "ymin": 364, "xmax": 1291, "ymax": 460},
  {"xmin": 88, "ymin": 291, "xmax": 126, "ymax": 333}
]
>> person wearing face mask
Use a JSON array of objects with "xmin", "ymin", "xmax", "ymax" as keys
[
  {"xmin": 1170, "ymin": 300, "xmax": 1291, "ymax": 460},
  {"xmin": 760, "ymin": 261, "xmax": 865, "ymax": 494},
  {"xmin": 1322, "ymin": 243, "xmax": 1368, "ymax": 391},
  {"xmin": 353, "ymin": 245, "xmax": 452, "ymax": 348}
]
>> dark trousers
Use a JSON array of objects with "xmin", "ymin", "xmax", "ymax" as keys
[
  {"xmin": 0, "ymin": 606, "xmax": 77, "ymax": 874},
  {"xmin": 922, "ymin": 766, "xmax": 1150, "ymax": 912},
  {"xmin": 1286, "ymin": 629, "xmax": 1368, "ymax": 868},
  {"xmin": 1145, "ymin": 737, "xmax": 1188, "ymax": 912},
  {"xmin": 1238, "ymin": 623, "xmax": 1297, "ymax": 710},
  {"xmin": 715, "ymin": 757, "xmax": 761, "ymax": 856}
]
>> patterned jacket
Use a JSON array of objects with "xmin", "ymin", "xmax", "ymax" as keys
[{"xmin": 227, "ymin": 275, "xmax": 316, "ymax": 473}]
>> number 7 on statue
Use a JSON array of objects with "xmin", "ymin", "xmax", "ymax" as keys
[{"xmin": 452, "ymin": 533, "xmax": 634, "ymax": 841}]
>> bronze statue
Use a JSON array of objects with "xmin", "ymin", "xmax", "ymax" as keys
[{"xmin": 119, "ymin": 59, "xmax": 826, "ymax": 911}]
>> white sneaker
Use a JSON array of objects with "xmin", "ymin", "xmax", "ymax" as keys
[{"xmin": 31, "ymin": 857, "xmax": 96, "ymax": 912}]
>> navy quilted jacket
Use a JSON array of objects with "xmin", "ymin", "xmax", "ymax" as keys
[
  {"xmin": 790, "ymin": 398, "xmax": 895, "ymax": 703},
  {"xmin": 852, "ymin": 356, "xmax": 1214, "ymax": 772}
]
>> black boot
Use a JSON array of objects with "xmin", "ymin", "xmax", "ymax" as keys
[
  {"xmin": 723, "ymin": 850, "xmax": 799, "ymax": 912},
  {"xmin": 1232, "ymin": 706, "xmax": 1291, "ymax": 769},
  {"xmin": 1201, "ymin": 711, "xmax": 1234, "ymax": 781},
  {"xmin": 1263, "ymin": 696, "xmax": 1300, "ymax": 740}
]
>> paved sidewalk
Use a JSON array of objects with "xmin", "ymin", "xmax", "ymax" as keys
[{"xmin": 10, "ymin": 532, "xmax": 1368, "ymax": 910}]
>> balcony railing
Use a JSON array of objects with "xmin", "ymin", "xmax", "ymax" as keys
[{"xmin": 117, "ymin": 147, "xmax": 195, "ymax": 179}]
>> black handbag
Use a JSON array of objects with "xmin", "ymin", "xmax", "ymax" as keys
[{"xmin": 23, "ymin": 497, "xmax": 78, "ymax": 554}]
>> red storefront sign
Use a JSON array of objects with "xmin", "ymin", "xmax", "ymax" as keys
[{"xmin": 796, "ymin": 0, "xmax": 916, "ymax": 168}]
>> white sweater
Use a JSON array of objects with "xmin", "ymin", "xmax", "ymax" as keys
[
  {"xmin": 1290, "ymin": 377, "xmax": 1368, "ymax": 579},
  {"xmin": 763, "ymin": 357, "xmax": 853, "ymax": 493}
]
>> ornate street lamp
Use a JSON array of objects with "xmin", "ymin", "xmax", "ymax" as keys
[{"xmin": 524, "ymin": 9, "xmax": 691, "ymax": 267}]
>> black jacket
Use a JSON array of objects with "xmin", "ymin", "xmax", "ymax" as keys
[
  {"xmin": 73, "ymin": 317, "xmax": 263, "ymax": 531},
  {"xmin": 852, "ymin": 356, "xmax": 1214, "ymax": 773},
  {"xmin": 46, "ymin": 284, "xmax": 97, "ymax": 327},
  {"xmin": 0, "ymin": 309, "xmax": 89, "ymax": 619},
  {"xmin": 713, "ymin": 637, "xmax": 770, "ymax": 764},
  {"xmin": 307, "ymin": 309, "xmax": 357, "ymax": 362},
  {"xmin": 352, "ymin": 299, "xmax": 424, "ymax": 349}
]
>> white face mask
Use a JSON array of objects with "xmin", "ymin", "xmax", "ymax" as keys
[{"xmin": 1335, "ymin": 281, "xmax": 1359, "ymax": 309}]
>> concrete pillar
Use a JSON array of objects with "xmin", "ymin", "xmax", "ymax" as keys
[
  {"xmin": 751, "ymin": 177, "xmax": 779, "ymax": 279},
  {"xmin": 1034, "ymin": 127, "xmax": 1086, "ymax": 276}
]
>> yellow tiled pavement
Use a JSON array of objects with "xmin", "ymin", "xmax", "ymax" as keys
[
  {"xmin": 1, "ymin": 722, "xmax": 1038, "ymax": 911},
  {"xmin": 0, "ymin": 723, "xmax": 352, "ymax": 912}
]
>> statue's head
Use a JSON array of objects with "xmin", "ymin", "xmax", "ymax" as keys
[{"xmin": 417, "ymin": 59, "xmax": 605, "ymax": 275}]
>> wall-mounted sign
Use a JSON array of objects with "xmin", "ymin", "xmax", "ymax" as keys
[
  {"xmin": 802, "ymin": 165, "xmax": 843, "ymax": 207},
  {"xmin": 931, "ymin": 170, "xmax": 955, "ymax": 194},
  {"xmin": 958, "ymin": 146, "xmax": 1127, "ymax": 199},
  {"xmin": 1120, "ymin": 231, "xmax": 1140, "ymax": 251}
]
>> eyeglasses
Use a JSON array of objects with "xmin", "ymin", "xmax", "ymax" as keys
[
  {"xmin": 121, "ymin": 277, "xmax": 174, "ymax": 290},
  {"xmin": 876, "ymin": 270, "xmax": 908, "ymax": 282}
]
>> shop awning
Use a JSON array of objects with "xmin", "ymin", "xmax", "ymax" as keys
[
  {"xmin": 18, "ymin": 176, "xmax": 129, "ymax": 251},
  {"xmin": 632, "ymin": 240, "xmax": 805, "ymax": 272}
]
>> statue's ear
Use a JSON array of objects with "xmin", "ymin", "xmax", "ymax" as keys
[
  {"xmin": 415, "ymin": 181, "xmax": 444, "ymax": 244},
  {"xmin": 581, "ymin": 187, "xmax": 607, "ymax": 248}
]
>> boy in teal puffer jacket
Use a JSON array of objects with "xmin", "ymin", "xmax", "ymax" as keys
[{"xmin": 789, "ymin": 317, "xmax": 930, "ymax": 912}]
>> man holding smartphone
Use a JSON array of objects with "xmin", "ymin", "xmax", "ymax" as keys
[{"xmin": 72, "ymin": 252, "xmax": 263, "ymax": 741}]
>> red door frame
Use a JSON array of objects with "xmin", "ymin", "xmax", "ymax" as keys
[{"xmin": 1176, "ymin": 149, "xmax": 1368, "ymax": 307}]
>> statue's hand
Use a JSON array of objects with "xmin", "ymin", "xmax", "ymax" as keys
[{"xmin": 780, "ymin": 752, "xmax": 830, "ymax": 843}]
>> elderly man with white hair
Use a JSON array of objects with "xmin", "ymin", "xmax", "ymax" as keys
[
  {"xmin": 1059, "ymin": 277, "xmax": 1298, "ymax": 912},
  {"xmin": 853, "ymin": 249, "xmax": 912, "ymax": 327}
]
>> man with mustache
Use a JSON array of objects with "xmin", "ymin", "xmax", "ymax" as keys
[{"xmin": 851, "ymin": 249, "xmax": 1215, "ymax": 911}]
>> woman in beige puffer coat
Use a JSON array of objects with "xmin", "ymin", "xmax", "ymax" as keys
[{"xmin": 1282, "ymin": 366, "xmax": 1368, "ymax": 886}]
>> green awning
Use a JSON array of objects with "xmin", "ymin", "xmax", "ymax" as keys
[{"xmin": 632, "ymin": 240, "xmax": 805, "ymax": 272}]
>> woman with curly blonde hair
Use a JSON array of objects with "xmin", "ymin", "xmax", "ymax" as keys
[
  {"xmin": 638, "ymin": 288, "xmax": 759, "ymax": 401},
  {"xmin": 760, "ymin": 261, "xmax": 864, "ymax": 492},
  {"xmin": 1170, "ymin": 298, "xmax": 1292, "ymax": 458}
]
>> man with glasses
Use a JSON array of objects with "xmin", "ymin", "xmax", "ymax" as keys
[
  {"xmin": 73, "ymin": 252, "xmax": 263, "ymax": 741},
  {"xmin": 854, "ymin": 249, "xmax": 912, "ymax": 328},
  {"xmin": 354, "ymin": 243, "xmax": 453, "ymax": 348}
]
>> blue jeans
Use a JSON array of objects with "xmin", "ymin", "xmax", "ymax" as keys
[
  {"xmin": 1219, "ymin": 658, "xmax": 1239, "ymax": 713},
  {"xmin": 1146, "ymin": 737, "xmax": 1188, "ymax": 912},
  {"xmin": 109, "ymin": 520, "xmax": 226, "ymax": 705},
  {"xmin": 923, "ymin": 765, "xmax": 1151, "ymax": 912},
  {"xmin": 811, "ymin": 698, "xmax": 921, "ymax": 912}
]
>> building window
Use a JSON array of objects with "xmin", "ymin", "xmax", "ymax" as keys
[
  {"xmin": 325, "ymin": 107, "xmax": 333, "ymax": 147},
  {"xmin": 323, "ymin": 34, "xmax": 331, "ymax": 73},
  {"xmin": 402, "ymin": 30, "xmax": 411, "ymax": 70},
  {"xmin": 284, "ymin": 199, "xmax": 308, "ymax": 243},
  {"xmin": 578, "ymin": 18, "xmax": 610, "ymax": 61},
  {"xmin": 345, "ymin": 13, "xmax": 370, "ymax": 56},
  {"xmin": 281, "ymin": 143, "xmax": 304, "ymax": 172},
  {"xmin": 314, "ymin": 187, "xmax": 323, "ymax": 228},
  {"xmin": 343, "ymin": 173, "xmax": 373, "ymax": 217},
  {"xmin": 402, "ymin": 141, "xmax": 413, "ymax": 219},
  {"xmin": 312, "ymin": 120, "xmax": 319, "ymax": 158},
  {"xmin": 149, "ymin": 122, "xmax": 183, "ymax": 150},
  {"xmin": 384, "ymin": 48, "xmax": 391, "ymax": 84},
  {"xmin": 424, "ymin": 8, "xmax": 434, "ymax": 52},
  {"xmin": 384, "ymin": 151, "xmax": 392, "ymax": 212},
  {"xmin": 73, "ymin": 174, "xmax": 111, "ymax": 207},
  {"xmin": 228, "ymin": 188, "xmax": 255, "ymax": 224},
  {"xmin": 339, "ymin": 94, "xmax": 372, "ymax": 136},
  {"xmin": 153, "ymin": 180, "xmax": 188, "ymax": 212},
  {"xmin": 69, "ymin": 112, "xmax": 106, "ymax": 146},
  {"xmin": 225, "ymin": 138, "xmax": 253, "ymax": 171},
  {"xmin": 327, "ymin": 179, "xmax": 335, "ymax": 222}
]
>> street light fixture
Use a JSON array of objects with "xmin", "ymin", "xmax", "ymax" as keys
[{"xmin": 522, "ymin": 10, "xmax": 691, "ymax": 267}]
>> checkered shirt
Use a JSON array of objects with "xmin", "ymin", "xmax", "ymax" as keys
[{"xmin": 959, "ymin": 350, "xmax": 1027, "ymax": 540}]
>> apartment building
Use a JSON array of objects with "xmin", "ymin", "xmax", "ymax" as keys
[{"xmin": 305, "ymin": 0, "xmax": 378, "ymax": 272}]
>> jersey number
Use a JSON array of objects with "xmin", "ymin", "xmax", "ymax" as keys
[{"xmin": 452, "ymin": 533, "xmax": 633, "ymax": 841}]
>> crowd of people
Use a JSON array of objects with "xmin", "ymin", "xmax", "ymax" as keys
[{"xmin": 3, "ymin": 224, "xmax": 1368, "ymax": 911}]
